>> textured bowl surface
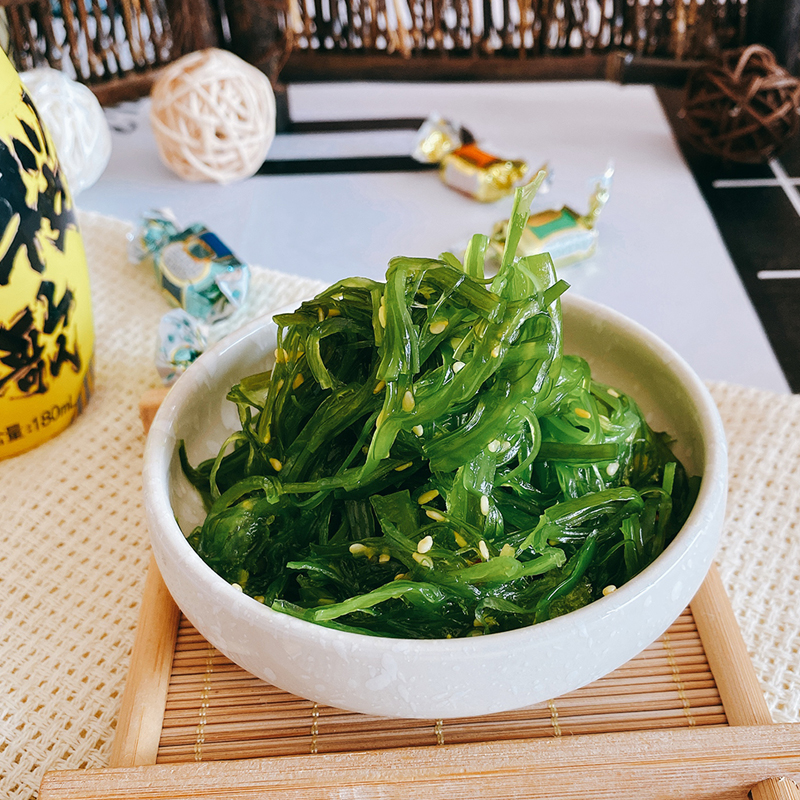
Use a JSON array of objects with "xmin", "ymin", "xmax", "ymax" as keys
[{"xmin": 143, "ymin": 293, "xmax": 727, "ymax": 719}]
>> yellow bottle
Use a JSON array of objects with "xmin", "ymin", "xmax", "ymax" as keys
[{"xmin": 0, "ymin": 49, "xmax": 94, "ymax": 459}]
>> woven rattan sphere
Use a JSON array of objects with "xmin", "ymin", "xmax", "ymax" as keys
[
  {"xmin": 681, "ymin": 45, "xmax": 800, "ymax": 164},
  {"xmin": 150, "ymin": 48, "xmax": 276, "ymax": 184},
  {"xmin": 20, "ymin": 66, "xmax": 112, "ymax": 196}
]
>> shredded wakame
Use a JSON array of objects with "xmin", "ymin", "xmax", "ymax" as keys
[{"xmin": 181, "ymin": 174, "xmax": 699, "ymax": 639}]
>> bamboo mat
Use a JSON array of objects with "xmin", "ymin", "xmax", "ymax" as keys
[{"xmin": 156, "ymin": 607, "xmax": 725, "ymax": 764}]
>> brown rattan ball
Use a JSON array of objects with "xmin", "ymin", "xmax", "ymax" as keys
[{"xmin": 680, "ymin": 45, "xmax": 800, "ymax": 164}]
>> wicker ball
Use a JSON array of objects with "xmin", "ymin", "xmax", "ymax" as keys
[
  {"xmin": 20, "ymin": 66, "xmax": 112, "ymax": 196},
  {"xmin": 150, "ymin": 48, "xmax": 276, "ymax": 184},
  {"xmin": 680, "ymin": 45, "xmax": 800, "ymax": 164}
]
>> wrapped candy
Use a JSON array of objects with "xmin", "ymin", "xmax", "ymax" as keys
[
  {"xmin": 130, "ymin": 210, "xmax": 249, "ymax": 324},
  {"xmin": 129, "ymin": 211, "xmax": 250, "ymax": 384},
  {"xmin": 412, "ymin": 113, "xmax": 529, "ymax": 203},
  {"xmin": 156, "ymin": 309, "xmax": 207, "ymax": 385},
  {"xmin": 490, "ymin": 164, "xmax": 614, "ymax": 268}
]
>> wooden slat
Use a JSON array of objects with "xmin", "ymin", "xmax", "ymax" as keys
[
  {"xmin": 690, "ymin": 563, "xmax": 773, "ymax": 726},
  {"xmin": 38, "ymin": 724, "xmax": 800, "ymax": 800}
]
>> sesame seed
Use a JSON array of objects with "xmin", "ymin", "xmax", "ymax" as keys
[
  {"xmin": 454, "ymin": 532, "xmax": 467, "ymax": 548},
  {"xmin": 412, "ymin": 552, "xmax": 433, "ymax": 568},
  {"xmin": 379, "ymin": 553, "xmax": 391, "ymax": 563},
  {"xmin": 478, "ymin": 540, "xmax": 490, "ymax": 560},
  {"xmin": 269, "ymin": 458, "xmax": 283, "ymax": 472},
  {"xmin": 606, "ymin": 462, "xmax": 620, "ymax": 477},
  {"xmin": 501, "ymin": 440, "xmax": 511, "ymax": 451},
  {"xmin": 263, "ymin": 429, "xmax": 271, "ymax": 445},
  {"xmin": 429, "ymin": 320, "xmax": 448, "ymax": 334},
  {"xmin": 373, "ymin": 379, "xmax": 386, "ymax": 394},
  {"xmin": 378, "ymin": 305, "xmax": 386, "ymax": 327},
  {"xmin": 394, "ymin": 462, "xmax": 413, "ymax": 472},
  {"xmin": 452, "ymin": 360, "xmax": 466, "ymax": 373},
  {"xmin": 499, "ymin": 544, "xmax": 516, "ymax": 558},
  {"xmin": 402, "ymin": 390, "xmax": 415, "ymax": 412},
  {"xmin": 491, "ymin": 344, "xmax": 501, "ymax": 358},
  {"xmin": 603, "ymin": 585, "xmax": 617, "ymax": 596},
  {"xmin": 412, "ymin": 425, "xmax": 424, "ymax": 437},
  {"xmin": 349, "ymin": 543, "xmax": 368, "ymax": 555},
  {"xmin": 394, "ymin": 572, "xmax": 407, "ymax": 581},
  {"xmin": 480, "ymin": 495, "xmax": 490, "ymax": 516},
  {"xmin": 608, "ymin": 388, "xmax": 620, "ymax": 398},
  {"xmin": 418, "ymin": 489, "xmax": 440, "ymax": 505},
  {"xmin": 426, "ymin": 509, "xmax": 446, "ymax": 522},
  {"xmin": 417, "ymin": 535, "xmax": 433, "ymax": 554},
  {"xmin": 487, "ymin": 439, "xmax": 501, "ymax": 453},
  {"xmin": 231, "ymin": 583, "xmax": 243, "ymax": 592},
  {"xmin": 292, "ymin": 373, "xmax": 304, "ymax": 389},
  {"xmin": 574, "ymin": 407, "xmax": 591, "ymax": 419}
]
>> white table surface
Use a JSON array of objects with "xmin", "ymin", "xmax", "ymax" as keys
[{"xmin": 77, "ymin": 80, "xmax": 790, "ymax": 395}]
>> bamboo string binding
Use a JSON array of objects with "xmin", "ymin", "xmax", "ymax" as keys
[
  {"xmin": 680, "ymin": 44, "xmax": 800, "ymax": 164},
  {"xmin": 149, "ymin": 48, "xmax": 277, "ymax": 184}
]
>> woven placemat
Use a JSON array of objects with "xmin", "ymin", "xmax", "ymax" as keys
[{"xmin": 2, "ymin": 210, "xmax": 800, "ymax": 800}]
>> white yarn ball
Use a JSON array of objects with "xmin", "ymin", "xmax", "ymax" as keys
[
  {"xmin": 20, "ymin": 67, "xmax": 112, "ymax": 196},
  {"xmin": 149, "ymin": 48, "xmax": 276, "ymax": 185}
]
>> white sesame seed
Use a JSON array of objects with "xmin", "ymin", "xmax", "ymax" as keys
[
  {"xmin": 412, "ymin": 424, "xmax": 424, "ymax": 437},
  {"xmin": 417, "ymin": 489, "xmax": 440, "ymax": 505},
  {"xmin": 417, "ymin": 535, "xmax": 433, "ymax": 554},
  {"xmin": 478, "ymin": 540, "xmax": 490, "ymax": 560},
  {"xmin": 574, "ymin": 407, "xmax": 591, "ymax": 419},
  {"xmin": 412, "ymin": 552, "xmax": 433, "ymax": 568},
  {"xmin": 606, "ymin": 462, "xmax": 620, "ymax": 476},
  {"xmin": 426, "ymin": 509, "xmax": 446, "ymax": 522},
  {"xmin": 231, "ymin": 583, "xmax": 243, "ymax": 592},
  {"xmin": 429, "ymin": 320, "xmax": 448, "ymax": 334},
  {"xmin": 487, "ymin": 439, "xmax": 501, "ymax": 453},
  {"xmin": 491, "ymin": 344, "xmax": 501, "ymax": 358},
  {"xmin": 480, "ymin": 494, "xmax": 490, "ymax": 516},
  {"xmin": 608, "ymin": 388, "xmax": 620, "ymax": 398},
  {"xmin": 379, "ymin": 553, "xmax": 391, "ymax": 563},
  {"xmin": 402, "ymin": 390, "xmax": 415, "ymax": 412},
  {"xmin": 603, "ymin": 584, "xmax": 617, "ymax": 596},
  {"xmin": 349, "ymin": 543, "xmax": 368, "ymax": 555},
  {"xmin": 452, "ymin": 360, "xmax": 466, "ymax": 373}
]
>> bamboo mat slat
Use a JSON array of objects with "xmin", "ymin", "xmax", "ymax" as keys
[{"xmin": 153, "ymin": 603, "xmax": 728, "ymax": 764}]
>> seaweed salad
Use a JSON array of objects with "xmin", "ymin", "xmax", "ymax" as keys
[{"xmin": 181, "ymin": 173, "xmax": 699, "ymax": 639}]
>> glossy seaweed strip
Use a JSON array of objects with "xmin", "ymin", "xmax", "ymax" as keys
[{"xmin": 182, "ymin": 175, "xmax": 699, "ymax": 639}]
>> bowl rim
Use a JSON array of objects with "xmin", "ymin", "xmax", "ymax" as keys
[{"xmin": 143, "ymin": 291, "xmax": 727, "ymax": 655}]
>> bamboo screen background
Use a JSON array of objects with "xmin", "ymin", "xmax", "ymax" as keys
[{"xmin": 0, "ymin": 0, "xmax": 751, "ymax": 103}]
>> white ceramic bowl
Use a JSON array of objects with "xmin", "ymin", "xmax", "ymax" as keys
[{"xmin": 143, "ymin": 293, "xmax": 727, "ymax": 719}]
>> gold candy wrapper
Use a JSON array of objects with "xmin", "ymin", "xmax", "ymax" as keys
[
  {"xmin": 412, "ymin": 114, "xmax": 529, "ymax": 203},
  {"xmin": 490, "ymin": 164, "xmax": 614, "ymax": 267}
]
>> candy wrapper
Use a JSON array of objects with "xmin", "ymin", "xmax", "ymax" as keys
[
  {"xmin": 490, "ymin": 164, "xmax": 614, "ymax": 268},
  {"xmin": 129, "ymin": 211, "xmax": 251, "ymax": 384},
  {"xmin": 130, "ymin": 210, "xmax": 249, "ymax": 324},
  {"xmin": 412, "ymin": 113, "xmax": 529, "ymax": 203}
]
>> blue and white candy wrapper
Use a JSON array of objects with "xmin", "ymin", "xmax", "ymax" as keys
[
  {"xmin": 130, "ymin": 210, "xmax": 250, "ymax": 324},
  {"xmin": 156, "ymin": 309, "xmax": 208, "ymax": 384}
]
